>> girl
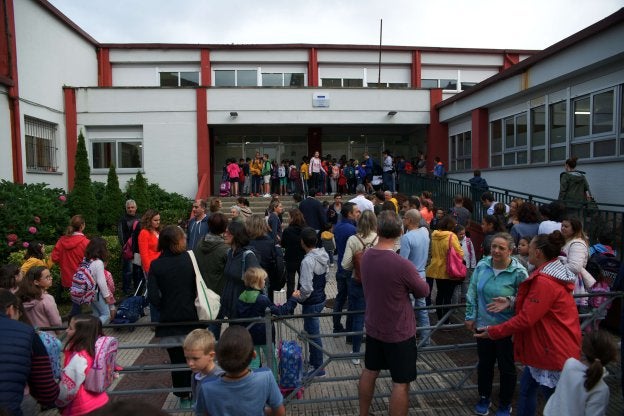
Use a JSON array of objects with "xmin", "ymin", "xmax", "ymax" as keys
[
  {"xmin": 513, "ymin": 237, "xmax": 532, "ymax": 271},
  {"xmin": 481, "ymin": 215, "xmax": 506, "ymax": 257},
  {"xmin": 56, "ymin": 314, "xmax": 109, "ymax": 415},
  {"xmin": 455, "ymin": 225, "xmax": 476, "ymax": 303},
  {"xmin": 586, "ymin": 261, "xmax": 611, "ymax": 332},
  {"xmin": 83, "ymin": 238, "xmax": 114, "ymax": 325},
  {"xmin": 544, "ymin": 330, "xmax": 617, "ymax": 416},
  {"xmin": 21, "ymin": 241, "xmax": 53, "ymax": 275},
  {"xmin": 278, "ymin": 161, "xmax": 287, "ymax": 196},
  {"xmin": 0, "ymin": 264, "xmax": 23, "ymax": 293},
  {"xmin": 16, "ymin": 266, "xmax": 62, "ymax": 335}
]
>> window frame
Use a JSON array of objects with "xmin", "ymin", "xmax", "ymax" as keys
[
  {"xmin": 449, "ymin": 131, "xmax": 472, "ymax": 172},
  {"xmin": 570, "ymin": 87, "xmax": 617, "ymax": 159},
  {"xmin": 213, "ymin": 69, "xmax": 259, "ymax": 87},
  {"xmin": 158, "ymin": 71, "xmax": 199, "ymax": 87},
  {"xmin": 24, "ymin": 116, "xmax": 58, "ymax": 173},
  {"xmin": 88, "ymin": 127, "xmax": 144, "ymax": 173}
]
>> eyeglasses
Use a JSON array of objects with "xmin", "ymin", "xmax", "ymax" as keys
[{"xmin": 192, "ymin": 205, "xmax": 201, "ymax": 209}]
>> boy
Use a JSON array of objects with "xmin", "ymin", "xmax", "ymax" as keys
[
  {"xmin": 183, "ymin": 329, "xmax": 223, "ymax": 405},
  {"xmin": 195, "ymin": 326, "xmax": 285, "ymax": 416},
  {"xmin": 298, "ymin": 227, "xmax": 330, "ymax": 377}
]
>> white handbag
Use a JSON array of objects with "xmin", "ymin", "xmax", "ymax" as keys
[{"xmin": 187, "ymin": 250, "xmax": 220, "ymax": 320}]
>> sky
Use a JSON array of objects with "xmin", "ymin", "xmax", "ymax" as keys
[{"xmin": 47, "ymin": 0, "xmax": 624, "ymax": 50}]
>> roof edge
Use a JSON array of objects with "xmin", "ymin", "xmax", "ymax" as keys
[{"xmin": 37, "ymin": 0, "xmax": 100, "ymax": 46}]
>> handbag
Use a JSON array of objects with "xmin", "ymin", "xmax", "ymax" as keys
[
  {"xmin": 187, "ymin": 250, "xmax": 220, "ymax": 320},
  {"xmin": 446, "ymin": 234, "xmax": 467, "ymax": 281}
]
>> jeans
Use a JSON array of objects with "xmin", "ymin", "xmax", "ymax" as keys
[
  {"xmin": 382, "ymin": 171, "xmax": 395, "ymax": 192},
  {"xmin": 286, "ymin": 265, "xmax": 298, "ymax": 299},
  {"xmin": 91, "ymin": 293, "xmax": 111, "ymax": 324},
  {"xmin": 333, "ymin": 270, "xmax": 351, "ymax": 331},
  {"xmin": 347, "ymin": 279, "xmax": 365, "ymax": 353},
  {"xmin": 414, "ymin": 295, "xmax": 431, "ymax": 345},
  {"xmin": 301, "ymin": 178, "xmax": 309, "ymax": 196},
  {"xmin": 302, "ymin": 302, "xmax": 325, "ymax": 369},
  {"xmin": 252, "ymin": 175, "xmax": 262, "ymax": 194},
  {"xmin": 311, "ymin": 172, "xmax": 321, "ymax": 193},
  {"xmin": 243, "ymin": 176, "xmax": 251, "ymax": 194},
  {"xmin": 477, "ymin": 336, "xmax": 516, "ymax": 407},
  {"xmin": 516, "ymin": 366, "xmax": 555, "ymax": 416}
]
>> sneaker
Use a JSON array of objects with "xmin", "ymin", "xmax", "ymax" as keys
[
  {"xmin": 495, "ymin": 405, "xmax": 512, "ymax": 416},
  {"xmin": 305, "ymin": 368, "xmax": 326, "ymax": 378},
  {"xmin": 263, "ymin": 193, "xmax": 271, "ymax": 198},
  {"xmin": 474, "ymin": 397, "xmax": 491, "ymax": 415},
  {"xmin": 179, "ymin": 397, "xmax": 192, "ymax": 409},
  {"xmin": 351, "ymin": 358, "xmax": 361, "ymax": 365}
]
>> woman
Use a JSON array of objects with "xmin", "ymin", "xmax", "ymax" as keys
[
  {"xmin": 506, "ymin": 198, "xmax": 524, "ymax": 230},
  {"xmin": 21, "ymin": 241, "xmax": 53, "ymax": 275},
  {"xmin": 426, "ymin": 215, "xmax": 464, "ymax": 321},
  {"xmin": 193, "ymin": 213, "xmax": 229, "ymax": 296},
  {"xmin": 147, "ymin": 225, "xmax": 200, "ymax": 409},
  {"xmin": 558, "ymin": 156, "xmax": 591, "ymax": 204},
  {"xmin": 82, "ymin": 237, "xmax": 114, "ymax": 324},
  {"xmin": 209, "ymin": 198, "xmax": 222, "ymax": 214},
  {"xmin": 465, "ymin": 233, "xmax": 528, "ymax": 416},
  {"xmin": 281, "ymin": 209, "xmax": 307, "ymax": 299},
  {"xmin": 230, "ymin": 205, "xmax": 244, "ymax": 223},
  {"xmin": 246, "ymin": 214, "xmax": 281, "ymax": 300},
  {"xmin": 341, "ymin": 210, "xmax": 378, "ymax": 364},
  {"xmin": 52, "ymin": 215, "xmax": 89, "ymax": 313},
  {"xmin": 481, "ymin": 215, "xmax": 506, "ymax": 257},
  {"xmin": 510, "ymin": 202, "xmax": 540, "ymax": 248},
  {"xmin": 475, "ymin": 231, "xmax": 582, "ymax": 416},
  {"xmin": 138, "ymin": 209, "xmax": 161, "ymax": 322},
  {"xmin": 560, "ymin": 217, "xmax": 595, "ymax": 309},
  {"xmin": 266, "ymin": 199, "xmax": 283, "ymax": 244}
]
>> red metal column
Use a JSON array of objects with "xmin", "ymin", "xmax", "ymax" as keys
[
  {"xmin": 5, "ymin": 0, "xmax": 23, "ymax": 183},
  {"xmin": 426, "ymin": 89, "xmax": 448, "ymax": 171},
  {"xmin": 196, "ymin": 88, "xmax": 211, "ymax": 197},
  {"xmin": 471, "ymin": 108, "xmax": 489, "ymax": 169},
  {"xmin": 63, "ymin": 87, "xmax": 77, "ymax": 190},
  {"xmin": 200, "ymin": 49, "xmax": 211, "ymax": 86},
  {"xmin": 97, "ymin": 47, "xmax": 112, "ymax": 86},
  {"xmin": 411, "ymin": 50, "xmax": 421, "ymax": 88},
  {"xmin": 308, "ymin": 48, "xmax": 318, "ymax": 87}
]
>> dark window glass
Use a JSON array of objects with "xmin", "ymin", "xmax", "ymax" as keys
[
  {"xmin": 92, "ymin": 142, "xmax": 114, "ymax": 169},
  {"xmin": 343, "ymin": 78, "xmax": 363, "ymax": 87},
  {"xmin": 389, "ymin": 83, "xmax": 408, "ymax": 88},
  {"xmin": 550, "ymin": 146, "xmax": 566, "ymax": 162},
  {"xmin": 440, "ymin": 79, "xmax": 457, "ymax": 90},
  {"xmin": 159, "ymin": 72, "xmax": 178, "ymax": 87},
  {"xmin": 531, "ymin": 149, "xmax": 545, "ymax": 163},
  {"xmin": 180, "ymin": 72, "xmax": 199, "ymax": 87},
  {"xmin": 321, "ymin": 78, "xmax": 341, "ymax": 87},
  {"xmin": 367, "ymin": 82, "xmax": 385, "ymax": 88},
  {"xmin": 593, "ymin": 139, "xmax": 616, "ymax": 157},
  {"xmin": 119, "ymin": 142, "xmax": 142, "ymax": 168},
  {"xmin": 505, "ymin": 117, "xmax": 515, "ymax": 148},
  {"xmin": 286, "ymin": 73, "xmax": 304, "ymax": 86},
  {"xmin": 215, "ymin": 70, "xmax": 235, "ymax": 86},
  {"xmin": 550, "ymin": 101, "xmax": 567, "ymax": 144},
  {"xmin": 571, "ymin": 142, "xmax": 590, "ymax": 158},
  {"xmin": 504, "ymin": 152, "xmax": 516, "ymax": 166},
  {"xmin": 491, "ymin": 154, "xmax": 502, "ymax": 167},
  {"xmin": 491, "ymin": 120, "xmax": 502, "ymax": 153},
  {"xmin": 517, "ymin": 114, "xmax": 527, "ymax": 147},
  {"xmin": 464, "ymin": 131, "xmax": 472, "ymax": 154},
  {"xmin": 461, "ymin": 82, "xmax": 477, "ymax": 90},
  {"xmin": 592, "ymin": 90, "xmax": 613, "ymax": 134},
  {"xmin": 238, "ymin": 70, "xmax": 257, "ymax": 87},
  {"xmin": 262, "ymin": 73, "xmax": 282, "ymax": 86},
  {"xmin": 573, "ymin": 96, "xmax": 590, "ymax": 138},
  {"xmin": 531, "ymin": 106, "xmax": 545, "ymax": 147},
  {"xmin": 517, "ymin": 151, "xmax": 527, "ymax": 165},
  {"xmin": 421, "ymin": 79, "xmax": 438, "ymax": 88}
]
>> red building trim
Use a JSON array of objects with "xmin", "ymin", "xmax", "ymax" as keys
[
  {"xmin": 501, "ymin": 53, "xmax": 519, "ymax": 71},
  {"xmin": 196, "ymin": 88, "xmax": 211, "ymax": 197},
  {"xmin": 426, "ymin": 89, "xmax": 448, "ymax": 171},
  {"xmin": 0, "ymin": 0, "xmax": 10, "ymax": 80},
  {"xmin": 64, "ymin": 88, "xmax": 77, "ymax": 190},
  {"xmin": 97, "ymin": 48, "xmax": 112, "ymax": 86},
  {"xmin": 200, "ymin": 49, "xmax": 211, "ymax": 86},
  {"xmin": 5, "ymin": 0, "xmax": 22, "ymax": 183},
  {"xmin": 411, "ymin": 50, "xmax": 421, "ymax": 88},
  {"xmin": 471, "ymin": 108, "xmax": 489, "ymax": 169},
  {"xmin": 308, "ymin": 48, "xmax": 318, "ymax": 87}
]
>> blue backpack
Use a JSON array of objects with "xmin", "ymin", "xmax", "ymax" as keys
[
  {"xmin": 38, "ymin": 331, "xmax": 62, "ymax": 380},
  {"xmin": 278, "ymin": 340, "xmax": 303, "ymax": 388}
]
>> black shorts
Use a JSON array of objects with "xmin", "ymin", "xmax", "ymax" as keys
[
  {"xmin": 365, "ymin": 174, "xmax": 373, "ymax": 182},
  {"xmin": 364, "ymin": 335, "xmax": 417, "ymax": 383},
  {"xmin": 229, "ymin": 178, "xmax": 239, "ymax": 183}
]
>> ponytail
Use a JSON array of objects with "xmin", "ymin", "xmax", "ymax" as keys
[
  {"xmin": 584, "ymin": 358, "xmax": 604, "ymax": 391},
  {"xmin": 582, "ymin": 330, "xmax": 617, "ymax": 391}
]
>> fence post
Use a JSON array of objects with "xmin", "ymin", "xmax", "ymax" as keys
[{"xmin": 264, "ymin": 307, "xmax": 274, "ymax": 373}]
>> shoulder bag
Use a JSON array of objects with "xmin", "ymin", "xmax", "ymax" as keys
[
  {"xmin": 188, "ymin": 250, "xmax": 220, "ymax": 320},
  {"xmin": 446, "ymin": 234, "xmax": 467, "ymax": 281}
]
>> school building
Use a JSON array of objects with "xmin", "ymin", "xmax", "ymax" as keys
[{"xmin": 1, "ymin": 0, "xmax": 623, "ymax": 202}]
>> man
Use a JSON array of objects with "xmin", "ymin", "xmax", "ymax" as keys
[
  {"xmin": 298, "ymin": 189, "xmax": 326, "ymax": 232},
  {"xmin": 349, "ymin": 184, "xmax": 374, "ymax": 214},
  {"xmin": 382, "ymin": 149, "xmax": 395, "ymax": 193},
  {"xmin": 333, "ymin": 202, "xmax": 360, "ymax": 334},
  {"xmin": 449, "ymin": 194, "xmax": 471, "ymax": 227},
  {"xmin": 383, "ymin": 190, "xmax": 398, "ymax": 213},
  {"xmin": 250, "ymin": 152, "xmax": 263, "ymax": 197},
  {"xmin": 481, "ymin": 191, "xmax": 509, "ymax": 216},
  {"xmin": 358, "ymin": 211, "xmax": 429, "ymax": 416},
  {"xmin": 118, "ymin": 199, "xmax": 140, "ymax": 295},
  {"xmin": 400, "ymin": 209, "xmax": 431, "ymax": 346},
  {"xmin": 187, "ymin": 199, "xmax": 209, "ymax": 250}
]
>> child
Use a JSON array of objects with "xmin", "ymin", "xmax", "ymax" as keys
[
  {"xmin": 455, "ymin": 225, "xmax": 476, "ymax": 303},
  {"xmin": 21, "ymin": 241, "xmax": 53, "ymax": 275},
  {"xmin": 56, "ymin": 314, "xmax": 109, "ymax": 415},
  {"xmin": 298, "ymin": 227, "xmax": 329, "ymax": 377},
  {"xmin": 195, "ymin": 326, "xmax": 285, "ymax": 416},
  {"xmin": 0, "ymin": 264, "xmax": 23, "ymax": 293},
  {"xmin": 543, "ymin": 330, "xmax": 617, "ymax": 416},
  {"xmin": 320, "ymin": 223, "xmax": 336, "ymax": 265},
  {"xmin": 16, "ymin": 266, "xmax": 62, "ymax": 335},
  {"xmin": 83, "ymin": 237, "xmax": 114, "ymax": 325},
  {"xmin": 586, "ymin": 261, "xmax": 611, "ymax": 332},
  {"xmin": 183, "ymin": 329, "xmax": 224, "ymax": 406},
  {"xmin": 237, "ymin": 267, "xmax": 299, "ymax": 372},
  {"xmin": 278, "ymin": 161, "xmax": 287, "ymax": 196},
  {"xmin": 513, "ymin": 237, "xmax": 531, "ymax": 271}
]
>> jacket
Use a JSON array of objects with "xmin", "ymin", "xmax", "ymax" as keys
[
  {"xmin": 22, "ymin": 293, "xmax": 62, "ymax": 334},
  {"xmin": 237, "ymin": 288, "xmax": 297, "ymax": 345},
  {"xmin": 138, "ymin": 229, "xmax": 160, "ymax": 273},
  {"xmin": 334, "ymin": 218, "xmax": 357, "ymax": 273},
  {"xmin": 426, "ymin": 230, "xmax": 464, "ymax": 279},
  {"xmin": 56, "ymin": 350, "xmax": 108, "ymax": 415},
  {"xmin": 281, "ymin": 224, "xmax": 306, "ymax": 270},
  {"xmin": 220, "ymin": 247, "xmax": 260, "ymax": 319},
  {"xmin": 249, "ymin": 159, "xmax": 262, "ymax": 176},
  {"xmin": 558, "ymin": 170, "xmax": 589, "ymax": 202},
  {"xmin": 52, "ymin": 233, "xmax": 89, "ymax": 288},
  {"xmin": 187, "ymin": 215, "xmax": 209, "ymax": 251},
  {"xmin": 117, "ymin": 213, "xmax": 139, "ymax": 247},
  {"xmin": 21, "ymin": 256, "xmax": 54, "ymax": 275},
  {"xmin": 298, "ymin": 248, "xmax": 329, "ymax": 305},
  {"xmin": 469, "ymin": 176, "xmax": 489, "ymax": 192},
  {"xmin": 487, "ymin": 258, "xmax": 582, "ymax": 371},
  {"xmin": 342, "ymin": 232, "xmax": 378, "ymax": 271},
  {"xmin": 193, "ymin": 233, "xmax": 229, "ymax": 295},
  {"xmin": 298, "ymin": 197, "xmax": 325, "ymax": 230}
]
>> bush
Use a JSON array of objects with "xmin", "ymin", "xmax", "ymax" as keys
[
  {"xmin": 100, "ymin": 165, "xmax": 125, "ymax": 234},
  {"xmin": 68, "ymin": 131, "xmax": 98, "ymax": 234},
  {"xmin": 126, "ymin": 177, "xmax": 192, "ymax": 226}
]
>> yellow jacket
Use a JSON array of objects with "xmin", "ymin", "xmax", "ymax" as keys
[
  {"xmin": 300, "ymin": 162, "xmax": 309, "ymax": 180},
  {"xmin": 249, "ymin": 159, "xmax": 262, "ymax": 176},
  {"xmin": 425, "ymin": 230, "xmax": 464, "ymax": 279},
  {"xmin": 21, "ymin": 257, "xmax": 54, "ymax": 275}
]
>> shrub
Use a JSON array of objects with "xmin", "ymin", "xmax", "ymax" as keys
[
  {"xmin": 68, "ymin": 131, "xmax": 98, "ymax": 234},
  {"xmin": 100, "ymin": 165, "xmax": 125, "ymax": 234},
  {"xmin": 125, "ymin": 176, "xmax": 192, "ymax": 226},
  {"xmin": 127, "ymin": 171, "xmax": 149, "ymax": 215}
]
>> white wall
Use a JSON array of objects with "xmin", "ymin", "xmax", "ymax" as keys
[
  {"xmin": 318, "ymin": 50, "xmax": 411, "ymax": 64},
  {"xmin": 113, "ymin": 63, "xmax": 201, "ymax": 87},
  {"xmin": 210, "ymin": 49, "xmax": 307, "ymax": 63},
  {"xmin": 421, "ymin": 52, "xmax": 503, "ymax": 66},
  {"xmin": 0, "ymin": 88, "xmax": 12, "ymax": 181},
  {"xmin": 109, "ymin": 49, "xmax": 200, "ymax": 63}
]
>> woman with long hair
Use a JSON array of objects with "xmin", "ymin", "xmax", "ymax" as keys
[
  {"xmin": 246, "ymin": 214, "xmax": 283, "ymax": 300},
  {"xmin": 281, "ymin": 208, "xmax": 307, "ymax": 298},
  {"xmin": 138, "ymin": 209, "xmax": 161, "ymax": 323},
  {"xmin": 560, "ymin": 217, "xmax": 595, "ymax": 309},
  {"xmin": 81, "ymin": 237, "xmax": 114, "ymax": 324}
]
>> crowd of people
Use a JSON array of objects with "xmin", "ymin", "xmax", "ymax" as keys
[{"xmin": 0, "ymin": 152, "xmax": 620, "ymax": 416}]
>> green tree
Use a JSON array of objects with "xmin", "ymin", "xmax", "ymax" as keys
[
  {"xmin": 128, "ymin": 170, "xmax": 149, "ymax": 215},
  {"xmin": 68, "ymin": 131, "xmax": 97, "ymax": 234},
  {"xmin": 100, "ymin": 164, "xmax": 125, "ymax": 233}
]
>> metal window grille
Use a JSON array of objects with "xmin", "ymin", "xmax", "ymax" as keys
[{"xmin": 25, "ymin": 117, "xmax": 58, "ymax": 172}]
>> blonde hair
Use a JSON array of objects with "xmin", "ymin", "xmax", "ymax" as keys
[
  {"xmin": 245, "ymin": 214, "xmax": 269, "ymax": 239},
  {"xmin": 183, "ymin": 329, "xmax": 216, "ymax": 354},
  {"xmin": 243, "ymin": 267, "xmax": 267, "ymax": 290}
]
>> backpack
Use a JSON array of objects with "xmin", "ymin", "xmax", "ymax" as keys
[
  {"xmin": 352, "ymin": 235, "xmax": 378, "ymax": 284},
  {"xmin": 219, "ymin": 181, "xmax": 230, "ymax": 196},
  {"xmin": 122, "ymin": 220, "xmax": 138, "ymax": 260},
  {"xmin": 589, "ymin": 281, "xmax": 611, "ymax": 310},
  {"xmin": 289, "ymin": 167, "xmax": 300, "ymax": 181},
  {"xmin": 588, "ymin": 252, "xmax": 621, "ymax": 288},
  {"xmin": 38, "ymin": 331, "xmax": 62, "ymax": 380},
  {"xmin": 404, "ymin": 161, "xmax": 413, "ymax": 174},
  {"xmin": 84, "ymin": 336, "xmax": 119, "ymax": 393},
  {"xmin": 345, "ymin": 166, "xmax": 355, "ymax": 179},
  {"xmin": 278, "ymin": 340, "xmax": 303, "ymax": 389},
  {"xmin": 70, "ymin": 260, "xmax": 97, "ymax": 305}
]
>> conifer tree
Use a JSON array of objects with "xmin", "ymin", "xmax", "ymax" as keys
[
  {"xmin": 68, "ymin": 130, "xmax": 97, "ymax": 234},
  {"xmin": 130, "ymin": 170, "xmax": 149, "ymax": 214},
  {"xmin": 100, "ymin": 164, "xmax": 125, "ymax": 232}
]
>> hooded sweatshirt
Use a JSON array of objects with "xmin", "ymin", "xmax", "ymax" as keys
[
  {"xmin": 193, "ymin": 233, "xmax": 229, "ymax": 295},
  {"xmin": 239, "ymin": 206, "xmax": 253, "ymax": 221},
  {"xmin": 298, "ymin": 248, "xmax": 329, "ymax": 305},
  {"xmin": 22, "ymin": 294, "xmax": 62, "ymax": 334},
  {"xmin": 51, "ymin": 233, "xmax": 89, "ymax": 288},
  {"xmin": 187, "ymin": 215, "xmax": 209, "ymax": 251},
  {"xmin": 426, "ymin": 230, "xmax": 464, "ymax": 279},
  {"xmin": 237, "ymin": 288, "xmax": 298, "ymax": 345},
  {"xmin": 488, "ymin": 258, "xmax": 581, "ymax": 371},
  {"xmin": 559, "ymin": 170, "xmax": 589, "ymax": 202}
]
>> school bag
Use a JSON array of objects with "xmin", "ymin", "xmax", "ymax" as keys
[
  {"xmin": 589, "ymin": 281, "xmax": 611, "ymax": 310},
  {"xmin": 289, "ymin": 166, "xmax": 300, "ymax": 181},
  {"xmin": 588, "ymin": 252, "xmax": 621, "ymax": 288},
  {"xmin": 70, "ymin": 260, "xmax": 97, "ymax": 305},
  {"xmin": 111, "ymin": 280, "xmax": 147, "ymax": 326},
  {"xmin": 121, "ymin": 220, "xmax": 138, "ymax": 260},
  {"xmin": 84, "ymin": 336, "xmax": 119, "ymax": 393},
  {"xmin": 219, "ymin": 181, "xmax": 230, "ymax": 197},
  {"xmin": 278, "ymin": 340, "xmax": 303, "ymax": 389},
  {"xmin": 38, "ymin": 331, "xmax": 62, "ymax": 380},
  {"xmin": 352, "ymin": 235, "xmax": 378, "ymax": 284}
]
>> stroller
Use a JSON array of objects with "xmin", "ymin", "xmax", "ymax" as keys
[{"xmin": 111, "ymin": 280, "xmax": 148, "ymax": 330}]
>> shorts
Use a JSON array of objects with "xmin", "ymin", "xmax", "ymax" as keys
[
  {"xmin": 365, "ymin": 174, "xmax": 373, "ymax": 183},
  {"xmin": 263, "ymin": 175, "xmax": 271, "ymax": 184},
  {"xmin": 364, "ymin": 335, "xmax": 417, "ymax": 383},
  {"xmin": 229, "ymin": 177, "xmax": 239, "ymax": 183},
  {"xmin": 280, "ymin": 177, "xmax": 287, "ymax": 186}
]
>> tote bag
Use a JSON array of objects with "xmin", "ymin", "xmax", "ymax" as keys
[
  {"xmin": 187, "ymin": 250, "xmax": 220, "ymax": 320},
  {"xmin": 446, "ymin": 234, "xmax": 467, "ymax": 281}
]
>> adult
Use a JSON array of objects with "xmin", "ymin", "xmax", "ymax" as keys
[
  {"xmin": 249, "ymin": 152, "xmax": 263, "ymax": 197},
  {"xmin": 193, "ymin": 213, "xmax": 229, "ymax": 296},
  {"xmin": 560, "ymin": 217, "xmax": 595, "ymax": 308},
  {"xmin": 51, "ymin": 215, "xmax": 89, "ymax": 314},
  {"xmin": 83, "ymin": 237, "xmax": 115, "ymax": 324},
  {"xmin": 117, "ymin": 199, "xmax": 140, "ymax": 295},
  {"xmin": 465, "ymin": 233, "xmax": 528, "ymax": 416},
  {"xmin": 148, "ymin": 225, "xmax": 202, "ymax": 408},
  {"xmin": 281, "ymin": 209, "xmax": 307, "ymax": 298},
  {"xmin": 475, "ymin": 232, "xmax": 581, "ymax": 416},
  {"xmin": 326, "ymin": 193, "xmax": 343, "ymax": 225},
  {"xmin": 416, "ymin": 153, "xmax": 427, "ymax": 176},
  {"xmin": 187, "ymin": 199, "xmax": 209, "ymax": 250},
  {"xmin": 298, "ymin": 190, "xmax": 326, "ymax": 232},
  {"xmin": 538, "ymin": 201, "xmax": 564, "ymax": 235},
  {"xmin": 426, "ymin": 215, "xmax": 464, "ymax": 321},
  {"xmin": 342, "ymin": 210, "xmax": 378, "ymax": 363},
  {"xmin": 399, "ymin": 209, "xmax": 431, "ymax": 346},
  {"xmin": 432, "ymin": 156, "xmax": 445, "ymax": 178},
  {"xmin": 246, "ymin": 214, "xmax": 283, "ymax": 300},
  {"xmin": 266, "ymin": 200, "xmax": 283, "ymax": 244},
  {"xmin": 481, "ymin": 191, "xmax": 509, "ymax": 216},
  {"xmin": 209, "ymin": 198, "xmax": 222, "ymax": 214},
  {"xmin": 229, "ymin": 205, "xmax": 243, "ymax": 223},
  {"xmin": 349, "ymin": 184, "xmax": 374, "ymax": 214},
  {"xmin": 308, "ymin": 151, "xmax": 324, "ymax": 192},
  {"xmin": 481, "ymin": 215, "xmax": 506, "ymax": 257},
  {"xmin": 358, "ymin": 211, "xmax": 429, "ymax": 416},
  {"xmin": 138, "ymin": 209, "xmax": 161, "ymax": 322},
  {"xmin": 506, "ymin": 198, "xmax": 524, "ymax": 230},
  {"xmin": 449, "ymin": 194, "xmax": 471, "ymax": 227},
  {"xmin": 362, "ymin": 152, "xmax": 374, "ymax": 194},
  {"xmin": 510, "ymin": 202, "xmax": 540, "ymax": 248},
  {"xmin": 558, "ymin": 156, "xmax": 591, "ymax": 204},
  {"xmin": 383, "ymin": 191, "xmax": 398, "ymax": 213},
  {"xmin": 333, "ymin": 202, "xmax": 360, "ymax": 334},
  {"xmin": 469, "ymin": 169, "xmax": 489, "ymax": 201},
  {"xmin": 382, "ymin": 149, "xmax": 395, "ymax": 193},
  {"xmin": 0, "ymin": 289, "xmax": 59, "ymax": 416}
]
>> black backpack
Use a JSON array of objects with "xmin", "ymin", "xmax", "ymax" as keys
[{"xmin": 588, "ymin": 251, "xmax": 621, "ymax": 289}]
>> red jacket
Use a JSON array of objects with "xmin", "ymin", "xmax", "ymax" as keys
[
  {"xmin": 51, "ymin": 233, "xmax": 89, "ymax": 288},
  {"xmin": 488, "ymin": 258, "xmax": 581, "ymax": 371},
  {"xmin": 138, "ymin": 229, "xmax": 160, "ymax": 273}
]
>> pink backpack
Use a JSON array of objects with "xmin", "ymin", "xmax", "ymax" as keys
[{"xmin": 84, "ymin": 336, "xmax": 119, "ymax": 393}]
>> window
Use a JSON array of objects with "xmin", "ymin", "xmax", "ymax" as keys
[
  {"xmin": 321, "ymin": 78, "xmax": 362, "ymax": 87},
  {"xmin": 261, "ymin": 72, "xmax": 304, "ymax": 87},
  {"xmin": 89, "ymin": 127, "xmax": 143, "ymax": 171},
  {"xmin": 549, "ymin": 101, "xmax": 567, "ymax": 162},
  {"xmin": 490, "ymin": 119, "xmax": 503, "ymax": 167},
  {"xmin": 490, "ymin": 113, "xmax": 528, "ymax": 167},
  {"xmin": 159, "ymin": 71, "xmax": 199, "ymax": 87},
  {"xmin": 571, "ymin": 89, "xmax": 617, "ymax": 158},
  {"xmin": 321, "ymin": 78, "xmax": 341, "ymax": 87},
  {"xmin": 530, "ymin": 105, "xmax": 546, "ymax": 163},
  {"xmin": 419, "ymin": 79, "xmax": 458, "ymax": 90},
  {"xmin": 420, "ymin": 79, "xmax": 438, "ymax": 88},
  {"xmin": 25, "ymin": 117, "xmax": 58, "ymax": 172},
  {"xmin": 367, "ymin": 82, "xmax": 409, "ymax": 88},
  {"xmin": 450, "ymin": 131, "xmax": 471, "ymax": 171},
  {"xmin": 461, "ymin": 82, "xmax": 477, "ymax": 90},
  {"xmin": 214, "ymin": 69, "xmax": 258, "ymax": 87}
]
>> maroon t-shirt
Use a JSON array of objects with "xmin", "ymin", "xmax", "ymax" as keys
[{"xmin": 360, "ymin": 248, "xmax": 430, "ymax": 343}]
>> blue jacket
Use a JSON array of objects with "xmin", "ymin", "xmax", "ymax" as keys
[
  {"xmin": 237, "ymin": 288, "xmax": 297, "ymax": 345},
  {"xmin": 187, "ymin": 215, "xmax": 210, "ymax": 250},
  {"xmin": 334, "ymin": 218, "xmax": 357, "ymax": 273},
  {"xmin": 298, "ymin": 197, "xmax": 325, "ymax": 231}
]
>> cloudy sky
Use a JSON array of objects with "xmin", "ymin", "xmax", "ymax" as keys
[{"xmin": 47, "ymin": 0, "xmax": 623, "ymax": 50}]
